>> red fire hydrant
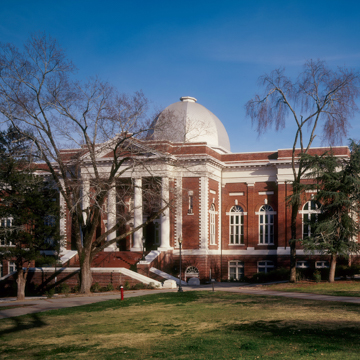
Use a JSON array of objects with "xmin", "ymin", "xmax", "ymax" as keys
[{"xmin": 120, "ymin": 285, "xmax": 124, "ymax": 301}]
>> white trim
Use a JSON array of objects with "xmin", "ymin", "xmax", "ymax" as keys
[
  {"xmin": 255, "ymin": 211, "xmax": 277, "ymax": 215},
  {"xmin": 226, "ymin": 212, "xmax": 247, "ymax": 215},
  {"xmin": 218, "ymin": 181, "xmax": 221, "ymax": 251},
  {"xmin": 209, "ymin": 189, "xmax": 216, "ymax": 194},
  {"xmin": 229, "ymin": 192, "xmax": 244, "ymax": 196},
  {"xmin": 209, "ymin": 203, "xmax": 216, "ymax": 245},
  {"xmin": 199, "ymin": 177, "xmax": 208, "ymax": 250},
  {"xmin": 258, "ymin": 191, "xmax": 274, "ymax": 195}
]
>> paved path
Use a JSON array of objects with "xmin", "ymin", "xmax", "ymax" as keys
[
  {"xmin": 1, "ymin": 283, "xmax": 360, "ymax": 319},
  {"xmin": 0, "ymin": 289, "xmax": 176, "ymax": 319}
]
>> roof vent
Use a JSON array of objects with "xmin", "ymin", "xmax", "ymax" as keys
[{"xmin": 180, "ymin": 96, "xmax": 197, "ymax": 103}]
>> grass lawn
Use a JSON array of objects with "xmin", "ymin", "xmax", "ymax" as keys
[
  {"xmin": 264, "ymin": 280, "xmax": 360, "ymax": 297},
  {"xmin": 1, "ymin": 291, "xmax": 360, "ymax": 359}
]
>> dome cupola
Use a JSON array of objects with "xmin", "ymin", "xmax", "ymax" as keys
[{"xmin": 151, "ymin": 96, "xmax": 231, "ymax": 153}]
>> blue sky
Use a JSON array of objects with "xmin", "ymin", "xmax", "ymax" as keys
[{"xmin": 1, "ymin": 0, "xmax": 360, "ymax": 152}]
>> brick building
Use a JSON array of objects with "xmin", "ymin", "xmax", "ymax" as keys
[{"xmin": 1, "ymin": 96, "xmax": 354, "ymax": 285}]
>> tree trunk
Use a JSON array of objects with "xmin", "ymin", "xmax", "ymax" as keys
[
  {"xmin": 289, "ymin": 203, "xmax": 298, "ymax": 283},
  {"xmin": 329, "ymin": 254, "xmax": 337, "ymax": 283},
  {"xmin": 79, "ymin": 251, "xmax": 92, "ymax": 294},
  {"xmin": 16, "ymin": 268, "xmax": 27, "ymax": 301}
]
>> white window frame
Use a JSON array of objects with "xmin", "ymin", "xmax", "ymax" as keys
[
  {"xmin": 300, "ymin": 200, "xmax": 321, "ymax": 239},
  {"xmin": 0, "ymin": 217, "xmax": 13, "ymax": 246},
  {"xmin": 188, "ymin": 191, "xmax": 193, "ymax": 215},
  {"xmin": 256, "ymin": 205, "xmax": 276, "ymax": 245},
  {"xmin": 209, "ymin": 204, "xmax": 216, "ymax": 245},
  {"xmin": 229, "ymin": 205, "xmax": 244, "ymax": 245},
  {"xmin": 228, "ymin": 260, "xmax": 244, "ymax": 280},
  {"xmin": 257, "ymin": 260, "xmax": 274, "ymax": 273},
  {"xmin": 296, "ymin": 261, "xmax": 310, "ymax": 269},
  {"xmin": 315, "ymin": 261, "xmax": 329, "ymax": 269},
  {"xmin": 8, "ymin": 261, "xmax": 16, "ymax": 274}
]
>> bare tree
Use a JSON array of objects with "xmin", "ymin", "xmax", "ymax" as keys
[
  {"xmin": 246, "ymin": 60, "xmax": 360, "ymax": 282},
  {"xmin": 0, "ymin": 33, "xmax": 176, "ymax": 294}
]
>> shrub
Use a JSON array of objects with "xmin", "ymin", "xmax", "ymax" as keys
[
  {"xmin": 57, "ymin": 283, "xmax": 70, "ymax": 295},
  {"xmin": 45, "ymin": 288, "xmax": 56, "ymax": 298},
  {"xmin": 105, "ymin": 283, "xmax": 114, "ymax": 292},
  {"xmin": 313, "ymin": 270, "xmax": 321, "ymax": 283},
  {"xmin": 123, "ymin": 281, "xmax": 130, "ymax": 290},
  {"xmin": 147, "ymin": 282, "xmax": 155, "ymax": 289},
  {"xmin": 90, "ymin": 282, "xmax": 101, "ymax": 293},
  {"xmin": 296, "ymin": 268, "xmax": 313, "ymax": 281},
  {"xmin": 336, "ymin": 264, "xmax": 360, "ymax": 278},
  {"xmin": 250, "ymin": 268, "xmax": 290, "ymax": 283},
  {"xmin": 133, "ymin": 282, "xmax": 145, "ymax": 290},
  {"xmin": 72, "ymin": 284, "xmax": 80, "ymax": 293}
]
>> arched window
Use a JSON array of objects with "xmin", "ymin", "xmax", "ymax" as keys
[
  {"xmin": 185, "ymin": 266, "xmax": 199, "ymax": 282},
  {"xmin": 229, "ymin": 205, "xmax": 244, "ymax": 245},
  {"xmin": 302, "ymin": 200, "xmax": 321, "ymax": 238},
  {"xmin": 258, "ymin": 205, "xmax": 276, "ymax": 245},
  {"xmin": 209, "ymin": 204, "xmax": 216, "ymax": 245}
]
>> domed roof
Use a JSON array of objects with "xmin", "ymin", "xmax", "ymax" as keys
[{"xmin": 152, "ymin": 96, "xmax": 231, "ymax": 153}]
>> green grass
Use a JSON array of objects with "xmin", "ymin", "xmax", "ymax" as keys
[
  {"xmin": 1, "ymin": 291, "xmax": 360, "ymax": 359},
  {"xmin": 264, "ymin": 280, "xmax": 360, "ymax": 297}
]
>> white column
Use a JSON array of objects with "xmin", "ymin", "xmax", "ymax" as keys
[
  {"xmin": 158, "ymin": 177, "xmax": 172, "ymax": 251},
  {"xmin": 82, "ymin": 179, "xmax": 90, "ymax": 224},
  {"xmin": 59, "ymin": 179, "xmax": 67, "ymax": 255},
  {"xmin": 175, "ymin": 176, "xmax": 182, "ymax": 248},
  {"xmin": 80, "ymin": 179, "xmax": 90, "ymax": 247},
  {"xmin": 199, "ymin": 176, "xmax": 208, "ymax": 250},
  {"xmin": 104, "ymin": 181, "xmax": 118, "ymax": 251},
  {"xmin": 131, "ymin": 177, "xmax": 143, "ymax": 251}
]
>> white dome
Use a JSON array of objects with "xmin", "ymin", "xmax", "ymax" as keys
[{"xmin": 151, "ymin": 96, "xmax": 231, "ymax": 152}]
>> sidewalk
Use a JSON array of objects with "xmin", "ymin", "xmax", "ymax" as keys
[
  {"xmin": 0, "ymin": 289, "xmax": 176, "ymax": 319},
  {"xmin": 1, "ymin": 283, "xmax": 360, "ymax": 319}
]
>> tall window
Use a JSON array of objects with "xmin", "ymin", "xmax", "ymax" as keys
[
  {"xmin": 209, "ymin": 204, "xmax": 216, "ymax": 245},
  {"xmin": 229, "ymin": 205, "xmax": 244, "ymax": 245},
  {"xmin": 188, "ymin": 191, "xmax": 193, "ymax": 215},
  {"xmin": 229, "ymin": 260, "xmax": 244, "ymax": 280},
  {"xmin": 0, "ymin": 218, "xmax": 12, "ymax": 246},
  {"xmin": 302, "ymin": 200, "xmax": 321, "ymax": 238},
  {"xmin": 8, "ymin": 261, "xmax": 16, "ymax": 273},
  {"xmin": 258, "ymin": 205, "xmax": 275, "ymax": 245}
]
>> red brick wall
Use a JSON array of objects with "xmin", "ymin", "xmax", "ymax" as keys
[{"xmin": 182, "ymin": 177, "xmax": 200, "ymax": 250}]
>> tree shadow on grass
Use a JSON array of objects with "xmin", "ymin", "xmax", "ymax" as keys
[
  {"xmin": 0, "ymin": 312, "xmax": 47, "ymax": 337},
  {"xmin": 227, "ymin": 319, "xmax": 360, "ymax": 353}
]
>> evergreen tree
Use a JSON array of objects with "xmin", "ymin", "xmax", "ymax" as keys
[
  {"xmin": 0, "ymin": 127, "xmax": 60, "ymax": 300},
  {"xmin": 301, "ymin": 142, "xmax": 360, "ymax": 282}
]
